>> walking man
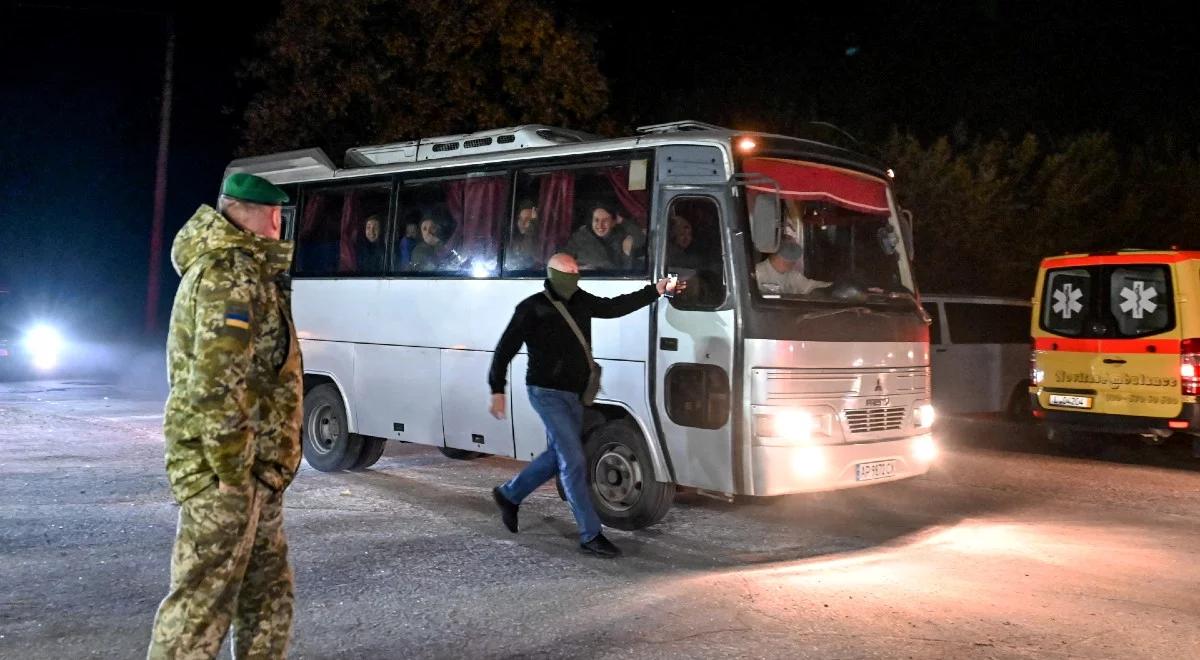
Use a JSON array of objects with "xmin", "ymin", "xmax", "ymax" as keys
[
  {"xmin": 148, "ymin": 172, "xmax": 303, "ymax": 659},
  {"xmin": 487, "ymin": 253, "xmax": 679, "ymax": 557}
]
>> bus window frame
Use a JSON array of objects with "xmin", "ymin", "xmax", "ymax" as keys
[
  {"xmin": 504, "ymin": 151, "xmax": 656, "ymax": 281},
  {"xmin": 662, "ymin": 194, "xmax": 729, "ymax": 311},
  {"xmin": 292, "ymin": 175, "xmax": 394, "ymax": 279}
]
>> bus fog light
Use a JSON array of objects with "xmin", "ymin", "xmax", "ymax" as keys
[
  {"xmin": 912, "ymin": 435, "xmax": 938, "ymax": 462},
  {"xmin": 915, "ymin": 403, "xmax": 936, "ymax": 428},
  {"xmin": 791, "ymin": 445, "xmax": 826, "ymax": 477}
]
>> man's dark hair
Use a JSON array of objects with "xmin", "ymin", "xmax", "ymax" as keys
[{"xmin": 517, "ymin": 199, "xmax": 537, "ymax": 213}]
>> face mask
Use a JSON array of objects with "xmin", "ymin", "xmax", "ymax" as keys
[{"xmin": 547, "ymin": 267, "xmax": 580, "ymax": 299}]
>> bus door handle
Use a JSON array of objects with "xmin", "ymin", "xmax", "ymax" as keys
[
  {"xmin": 660, "ymin": 337, "xmax": 678, "ymax": 351},
  {"xmin": 935, "ymin": 347, "xmax": 948, "ymax": 353},
  {"xmin": 1103, "ymin": 358, "xmax": 1127, "ymax": 365}
]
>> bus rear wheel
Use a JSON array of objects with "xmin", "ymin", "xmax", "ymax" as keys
[
  {"xmin": 585, "ymin": 420, "xmax": 674, "ymax": 531},
  {"xmin": 350, "ymin": 437, "xmax": 387, "ymax": 470},
  {"xmin": 302, "ymin": 384, "xmax": 362, "ymax": 472}
]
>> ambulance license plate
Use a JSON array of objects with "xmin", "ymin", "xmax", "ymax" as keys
[
  {"xmin": 856, "ymin": 460, "xmax": 896, "ymax": 482},
  {"xmin": 1049, "ymin": 394, "xmax": 1092, "ymax": 409}
]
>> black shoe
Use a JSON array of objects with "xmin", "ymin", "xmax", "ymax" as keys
[
  {"xmin": 492, "ymin": 487, "xmax": 518, "ymax": 533},
  {"xmin": 579, "ymin": 533, "xmax": 622, "ymax": 558}
]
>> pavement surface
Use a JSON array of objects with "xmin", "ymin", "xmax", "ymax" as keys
[{"xmin": 1, "ymin": 379, "xmax": 1198, "ymax": 659}]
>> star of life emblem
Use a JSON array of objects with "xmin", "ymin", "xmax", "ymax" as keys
[
  {"xmin": 1119, "ymin": 281, "xmax": 1158, "ymax": 319},
  {"xmin": 1052, "ymin": 283, "xmax": 1083, "ymax": 319}
]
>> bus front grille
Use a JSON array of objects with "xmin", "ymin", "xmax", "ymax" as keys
[{"xmin": 844, "ymin": 407, "xmax": 906, "ymax": 433}]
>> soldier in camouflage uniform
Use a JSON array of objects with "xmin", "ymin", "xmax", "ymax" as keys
[{"xmin": 148, "ymin": 173, "xmax": 303, "ymax": 660}]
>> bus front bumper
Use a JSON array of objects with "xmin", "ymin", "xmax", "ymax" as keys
[{"xmin": 748, "ymin": 433, "xmax": 936, "ymax": 497}]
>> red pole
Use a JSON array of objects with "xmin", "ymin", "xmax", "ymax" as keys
[{"xmin": 145, "ymin": 20, "xmax": 175, "ymax": 334}]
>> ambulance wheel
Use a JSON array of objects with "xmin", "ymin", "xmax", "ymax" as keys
[
  {"xmin": 439, "ymin": 447, "xmax": 482, "ymax": 460},
  {"xmin": 585, "ymin": 420, "xmax": 674, "ymax": 531},
  {"xmin": 1007, "ymin": 381, "xmax": 1033, "ymax": 421},
  {"xmin": 302, "ymin": 384, "xmax": 362, "ymax": 472},
  {"xmin": 349, "ymin": 437, "xmax": 387, "ymax": 470}
]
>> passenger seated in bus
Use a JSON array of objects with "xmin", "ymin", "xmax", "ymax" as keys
[
  {"xmin": 396, "ymin": 221, "xmax": 420, "ymax": 269},
  {"xmin": 409, "ymin": 217, "xmax": 451, "ymax": 272},
  {"xmin": 667, "ymin": 214, "xmax": 704, "ymax": 271},
  {"xmin": 357, "ymin": 214, "xmax": 386, "ymax": 272},
  {"xmin": 565, "ymin": 204, "xmax": 645, "ymax": 271},
  {"xmin": 755, "ymin": 239, "xmax": 831, "ymax": 295},
  {"xmin": 506, "ymin": 200, "xmax": 541, "ymax": 270}
]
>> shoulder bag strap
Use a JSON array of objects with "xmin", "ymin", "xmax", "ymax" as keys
[{"xmin": 543, "ymin": 292, "xmax": 595, "ymax": 368}]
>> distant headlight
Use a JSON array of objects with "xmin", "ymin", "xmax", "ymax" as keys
[{"xmin": 24, "ymin": 324, "xmax": 63, "ymax": 371}]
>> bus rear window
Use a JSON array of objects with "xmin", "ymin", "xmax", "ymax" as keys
[{"xmin": 1041, "ymin": 265, "xmax": 1173, "ymax": 338}]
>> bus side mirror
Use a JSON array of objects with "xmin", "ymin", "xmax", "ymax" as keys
[
  {"xmin": 750, "ymin": 192, "xmax": 781, "ymax": 253},
  {"xmin": 899, "ymin": 208, "xmax": 915, "ymax": 259}
]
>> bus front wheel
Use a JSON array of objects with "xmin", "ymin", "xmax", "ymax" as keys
[
  {"xmin": 585, "ymin": 420, "xmax": 674, "ymax": 531},
  {"xmin": 302, "ymin": 384, "xmax": 362, "ymax": 472}
]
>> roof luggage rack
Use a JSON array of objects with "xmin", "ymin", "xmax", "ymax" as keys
[{"xmin": 635, "ymin": 120, "xmax": 730, "ymax": 134}]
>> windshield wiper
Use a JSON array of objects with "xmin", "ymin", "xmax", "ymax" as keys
[{"xmin": 800, "ymin": 306, "xmax": 873, "ymax": 321}]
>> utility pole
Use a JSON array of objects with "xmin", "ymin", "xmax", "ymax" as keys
[{"xmin": 145, "ymin": 17, "xmax": 175, "ymax": 335}]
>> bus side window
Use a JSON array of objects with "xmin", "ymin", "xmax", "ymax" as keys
[
  {"xmin": 295, "ymin": 182, "xmax": 390, "ymax": 277},
  {"xmin": 509, "ymin": 160, "xmax": 650, "ymax": 277},
  {"xmin": 665, "ymin": 197, "xmax": 725, "ymax": 308},
  {"xmin": 394, "ymin": 174, "xmax": 507, "ymax": 277}
]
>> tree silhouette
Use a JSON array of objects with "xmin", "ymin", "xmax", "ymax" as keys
[{"xmin": 239, "ymin": 0, "xmax": 611, "ymax": 160}]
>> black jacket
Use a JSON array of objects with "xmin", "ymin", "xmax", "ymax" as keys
[{"xmin": 488, "ymin": 280, "xmax": 659, "ymax": 395}]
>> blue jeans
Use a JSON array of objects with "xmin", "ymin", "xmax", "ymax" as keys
[{"xmin": 499, "ymin": 386, "xmax": 602, "ymax": 543}]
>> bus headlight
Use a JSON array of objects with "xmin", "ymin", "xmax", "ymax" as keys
[
  {"xmin": 24, "ymin": 324, "xmax": 63, "ymax": 372},
  {"xmin": 755, "ymin": 409, "xmax": 828, "ymax": 444},
  {"xmin": 912, "ymin": 435, "xmax": 938, "ymax": 463},
  {"xmin": 914, "ymin": 402, "xmax": 936, "ymax": 429}
]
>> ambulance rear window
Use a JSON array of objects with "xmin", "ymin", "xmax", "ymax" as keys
[{"xmin": 1041, "ymin": 265, "xmax": 1173, "ymax": 338}]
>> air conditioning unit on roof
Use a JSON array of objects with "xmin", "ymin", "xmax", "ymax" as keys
[{"xmin": 345, "ymin": 125, "xmax": 597, "ymax": 168}]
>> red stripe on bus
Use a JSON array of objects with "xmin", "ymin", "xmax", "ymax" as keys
[
  {"xmin": 1034, "ymin": 337, "xmax": 1180, "ymax": 354},
  {"xmin": 1042, "ymin": 252, "xmax": 1200, "ymax": 268}
]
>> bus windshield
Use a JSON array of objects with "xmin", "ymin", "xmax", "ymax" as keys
[{"xmin": 742, "ymin": 158, "xmax": 914, "ymax": 305}]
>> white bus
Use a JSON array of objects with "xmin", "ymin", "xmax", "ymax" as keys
[{"xmin": 226, "ymin": 121, "xmax": 937, "ymax": 530}]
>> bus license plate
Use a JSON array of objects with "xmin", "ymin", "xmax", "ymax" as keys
[
  {"xmin": 1048, "ymin": 394, "xmax": 1092, "ymax": 409},
  {"xmin": 856, "ymin": 460, "xmax": 895, "ymax": 482}
]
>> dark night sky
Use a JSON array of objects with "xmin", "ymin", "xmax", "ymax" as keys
[{"xmin": 1, "ymin": 0, "xmax": 1196, "ymax": 340}]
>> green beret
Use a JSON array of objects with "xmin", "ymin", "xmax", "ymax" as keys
[{"xmin": 220, "ymin": 172, "xmax": 289, "ymax": 205}]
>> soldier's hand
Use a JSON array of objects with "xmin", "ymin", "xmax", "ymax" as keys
[
  {"xmin": 217, "ymin": 480, "xmax": 241, "ymax": 495},
  {"xmin": 489, "ymin": 393, "xmax": 507, "ymax": 420}
]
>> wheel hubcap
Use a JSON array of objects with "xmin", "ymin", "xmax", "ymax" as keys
[
  {"xmin": 306, "ymin": 403, "xmax": 342, "ymax": 455},
  {"xmin": 593, "ymin": 443, "xmax": 643, "ymax": 511}
]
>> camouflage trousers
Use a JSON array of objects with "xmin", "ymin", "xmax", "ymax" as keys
[{"xmin": 148, "ymin": 479, "xmax": 293, "ymax": 660}]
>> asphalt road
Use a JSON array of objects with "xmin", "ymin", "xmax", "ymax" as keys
[{"xmin": 1, "ymin": 380, "xmax": 1198, "ymax": 659}]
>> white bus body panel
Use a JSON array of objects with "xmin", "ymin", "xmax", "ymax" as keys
[
  {"xmin": 742, "ymin": 338, "xmax": 933, "ymax": 496},
  {"xmin": 293, "ymin": 278, "xmax": 664, "ymax": 469}
]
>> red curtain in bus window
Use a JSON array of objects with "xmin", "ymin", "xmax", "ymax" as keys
[
  {"xmin": 742, "ymin": 157, "xmax": 890, "ymax": 215},
  {"xmin": 444, "ymin": 176, "xmax": 509, "ymax": 260},
  {"xmin": 337, "ymin": 191, "xmax": 363, "ymax": 272},
  {"xmin": 604, "ymin": 166, "xmax": 648, "ymax": 228},
  {"xmin": 538, "ymin": 171, "xmax": 576, "ymax": 261}
]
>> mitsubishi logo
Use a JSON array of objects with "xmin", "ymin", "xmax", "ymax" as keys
[{"xmin": 874, "ymin": 377, "xmax": 885, "ymax": 393}]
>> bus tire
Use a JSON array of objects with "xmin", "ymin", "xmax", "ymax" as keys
[
  {"xmin": 349, "ymin": 437, "xmax": 387, "ymax": 470},
  {"xmin": 585, "ymin": 420, "xmax": 674, "ymax": 531},
  {"xmin": 438, "ymin": 447, "xmax": 482, "ymax": 460},
  {"xmin": 302, "ymin": 384, "xmax": 362, "ymax": 472}
]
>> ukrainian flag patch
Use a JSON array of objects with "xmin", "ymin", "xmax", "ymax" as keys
[{"xmin": 224, "ymin": 309, "xmax": 250, "ymax": 330}]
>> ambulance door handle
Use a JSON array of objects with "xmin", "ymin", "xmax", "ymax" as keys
[{"xmin": 1103, "ymin": 358, "xmax": 1127, "ymax": 365}]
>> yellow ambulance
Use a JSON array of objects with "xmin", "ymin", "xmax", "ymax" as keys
[{"xmin": 1030, "ymin": 250, "xmax": 1200, "ymax": 453}]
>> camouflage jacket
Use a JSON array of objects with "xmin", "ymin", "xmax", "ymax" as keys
[{"xmin": 162, "ymin": 205, "xmax": 303, "ymax": 502}]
